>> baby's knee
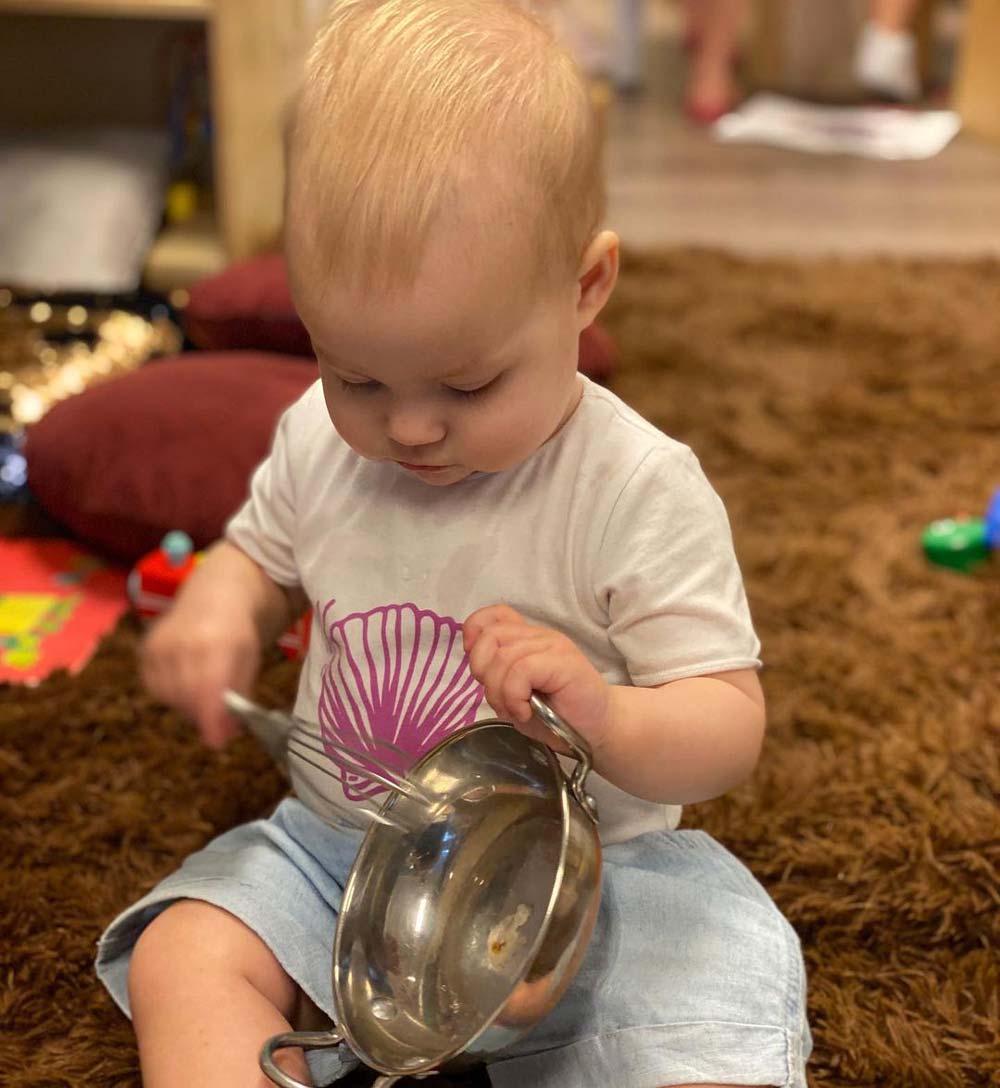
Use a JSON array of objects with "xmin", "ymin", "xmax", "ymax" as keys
[{"xmin": 128, "ymin": 899, "xmax": 296, "ymax": 1016}]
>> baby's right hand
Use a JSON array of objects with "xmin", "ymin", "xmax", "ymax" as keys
[{"xmin": 140, "ymin": 606, "xmax": 261, "ymax": 750}]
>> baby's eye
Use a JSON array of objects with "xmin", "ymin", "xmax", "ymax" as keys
[
  {"xmin": 446, "ymin": 374, "xmax": 502, "ymax": 400},
  {"xmin": 337, "ymin": 377, "xmax": 382, "ymax": 394}
]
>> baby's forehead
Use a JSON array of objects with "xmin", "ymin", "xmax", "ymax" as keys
[
  {"xmin": 290, "ymin": 229, "xmax": 559, "ymax": 372},
  {"xmin": 288, "ymin": 150, "xmax": 533, "ymax": 241},
  {"xmin": 287, "ymin": 178, "xmax": 562, "ymax": 306}
]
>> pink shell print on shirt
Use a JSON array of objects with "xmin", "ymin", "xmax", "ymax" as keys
[{"xmin": 317, "ymin": 601, "xmax": 484, "ymax": 801}]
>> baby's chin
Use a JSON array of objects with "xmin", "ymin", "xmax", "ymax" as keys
[
  {"xmin": 389, "ymin": 461, "xmax": 478, "ymax": 486},
  {"xmin": 397, "ymin": 447, "xmax": 546, "ymax": 484},
  {"xmin": 411, "ymin": 466, "xmax": 476, "ymax": 486}
]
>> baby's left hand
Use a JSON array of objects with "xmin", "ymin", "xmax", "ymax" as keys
[{"xmin": 463, "ymin": 604, "xmax": 612, "ymax": 753}]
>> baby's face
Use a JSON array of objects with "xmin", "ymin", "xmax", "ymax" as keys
[{"xmin": 289, "ymin": 215, "xmax": 584, "ymax": 487}]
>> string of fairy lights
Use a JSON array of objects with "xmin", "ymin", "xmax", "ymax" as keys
[{"xmin": 0, "ymin": 289, "xmax": 183, "ymax": 433}]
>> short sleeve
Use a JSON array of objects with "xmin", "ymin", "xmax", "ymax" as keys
[
  {"xmin": 225, "ymin": 404, "xmax": 301, "ymax": 587},
  {"xmin": 593, "ymin": 447, "xmax": 761, "ymax": 686}
]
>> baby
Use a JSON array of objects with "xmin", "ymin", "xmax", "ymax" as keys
[{"xmin": 96, "ymin": 2, "xmax": 811, "ymax": 1086}]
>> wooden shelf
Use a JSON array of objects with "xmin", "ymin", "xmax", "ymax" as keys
[
  {"xmin": 954, "ymin": 0, "xmax": 1000, "ymax": 146},
  {"xmin": 3, "ymin": 0, "xmax": 316, "ymax": 290},
  {"xmin": 0, "ymin": 0, "xmax": 210, "ymax": 19}
]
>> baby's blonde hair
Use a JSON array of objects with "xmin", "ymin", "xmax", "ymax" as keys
[{"xmin": 286, "ymin": 0, "xmax": 605, "ymax": 291}]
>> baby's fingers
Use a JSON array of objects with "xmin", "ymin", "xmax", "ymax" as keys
[
  {"xmin": 139, "ymin": 616, "xmax": 258, "ymax": 749},
  {"xmin": 463, "ymin": 604, "xmax": 528, "ymax": 651},
  {"xmin": 478, "ymin": 636, "xmax": 556, "ymax": 723},
  {"xmin": 181, "ymin": 644, "xmax": 258, "ymax": 749}
]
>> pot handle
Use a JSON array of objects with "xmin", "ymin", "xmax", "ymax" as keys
[
  {"xmin": 259, "ymin": 1028, "xmax": 345, "ymax": 1088},
  {"xmin": 529, "ymin": 694, "xmax": 599, "ymax": 823}
]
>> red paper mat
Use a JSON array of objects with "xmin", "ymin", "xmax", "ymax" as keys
[{"xmin": 0, "ymin": 539, "xmax": 128, "ymax": 685}]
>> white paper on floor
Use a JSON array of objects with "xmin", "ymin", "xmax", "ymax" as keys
[{"xmin": 714, "ymin": 93, "xmax": 962, "ymax": 161}]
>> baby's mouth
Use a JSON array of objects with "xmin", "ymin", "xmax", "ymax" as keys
[{"xmin": 395, "ymin": 461, "xmax": 451, "ymax": 472}]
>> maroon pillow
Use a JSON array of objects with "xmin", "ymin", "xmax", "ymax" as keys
[
  {"xmin": 185, "ymin": 254, "xmax": 314, "ymax": 357},
  {"xmin": 578, "ymin": 322, "xmax": 617, "ymax": 384},
  {"xmin": 185, "ymin": 254, "xmax": 618, "ymax": 380},
  {"xmin": 25, "ymin": 353, "xmax": 317, "ymax": 563}
]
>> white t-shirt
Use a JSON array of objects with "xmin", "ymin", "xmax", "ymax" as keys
[{"xmin": 227, "ymin": 375, "xmax": 761, "ymax": 845}]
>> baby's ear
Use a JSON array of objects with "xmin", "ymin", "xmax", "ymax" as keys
[{"xmin": 576, "ymin": 231, "xmax": 619, "ymax": 329}]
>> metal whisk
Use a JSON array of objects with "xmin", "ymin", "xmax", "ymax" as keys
[{"xmin": 223, "ymin": 690, "xmax": 439, "ymax": 833}]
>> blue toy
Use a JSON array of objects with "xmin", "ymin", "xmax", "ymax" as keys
[{"xmin": 0, "ymin": 432, "xmax": 29, "ymax": 504}]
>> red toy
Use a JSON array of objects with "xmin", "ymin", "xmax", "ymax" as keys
[{"xmin": 129, "ymin": 531, "xmax": 310, "ymax": 661}]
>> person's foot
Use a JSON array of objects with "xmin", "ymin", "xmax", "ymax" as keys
[
  {"xmin": 854, "ymin": 21, "xmax": 921, "ymax": 102},
  {"xmin": 683, "ymin": 95, "xmax": 738, "ymax": 126},
  {"xmin": 684, "ymin": 60, "xmax": 739, "ymax": 125}
]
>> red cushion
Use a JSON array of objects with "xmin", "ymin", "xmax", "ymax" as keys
[
  {"xmin": 185, "ymin": 254, "xmax": 314, "ymax": 357},
  {"xmin": 185, "ymin": 254, "xmax": 618, "ymax": 380},
  {"xmin": 579, "ymin": 322, "xmax": 617, "ymax": 384},
  {"xmin": 25, "ymin": 353, "xmax": 317, "ymax": 564}
]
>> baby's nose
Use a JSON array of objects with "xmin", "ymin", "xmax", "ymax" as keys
[{"xmin": 386, "ymin": 405, "xmax": 447, "ymax": 449}]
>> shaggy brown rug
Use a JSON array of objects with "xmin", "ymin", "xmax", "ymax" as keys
[{"xmin": 2, "ymin": 251, "xmax": 998, "ymax": 1088}]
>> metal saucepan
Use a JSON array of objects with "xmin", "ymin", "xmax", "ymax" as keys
[{"xmin": 252, "ymin": 694, "xmax": 601, "ymax": 1088}]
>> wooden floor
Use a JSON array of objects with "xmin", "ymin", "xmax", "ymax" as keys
[{"xmin": 600, "ymin": 29, "xmax": 1000, "ymax": 257}]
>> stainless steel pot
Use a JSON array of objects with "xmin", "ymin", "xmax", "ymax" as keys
[{"xmin": 259, "ymin": 695, "xmax": 601, "ymax": 1087}]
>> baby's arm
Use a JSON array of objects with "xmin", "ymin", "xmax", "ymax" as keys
[
  {"xmin": 141, "ymin": 540, "xmax": 308, "ymax": 749},
  {"xmin": 465, "ymin": 605, "xmax": 765, "ymax": 805},
  {"xmin": 601, "ymin": 669, "xmax": 764, "ymax": 803}
]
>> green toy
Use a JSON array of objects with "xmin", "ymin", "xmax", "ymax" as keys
[
  {"xmin": 922, "ymin": 518, "xmax": 990, "ymax": 573},
  {"xmin": 922, "ymin": 487, "xmax": 1000, "ymax": 573}
]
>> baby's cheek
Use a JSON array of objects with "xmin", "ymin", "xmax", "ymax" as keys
[
  {"xmin": 465, "ymin": 417, "xmax": 531, "ymax": 470},
  {"xmin": 327, "ymin": 404, "xmax": 373, "ymax": 453}
]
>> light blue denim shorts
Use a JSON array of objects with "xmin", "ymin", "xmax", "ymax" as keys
[{"xmin": 96, "ymin": 798, "xmax": 811, "ymax": 1088}]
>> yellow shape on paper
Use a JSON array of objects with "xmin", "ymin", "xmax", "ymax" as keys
[
  {"xmin": 4, "ymin": 648, "xmax": 40, "ymax": 669},
  {"xmin": 0, "ymin": 593, "xmax": 77, "ymax": 671},
  {"xmin": 0, "ymin": 594, "xmax": 61, "ymax": 635}
]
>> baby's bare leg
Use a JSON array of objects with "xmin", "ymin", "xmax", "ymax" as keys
[{"xmin": 128, "ymin": 900, "xmax": 312, "ymax": 1088}]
